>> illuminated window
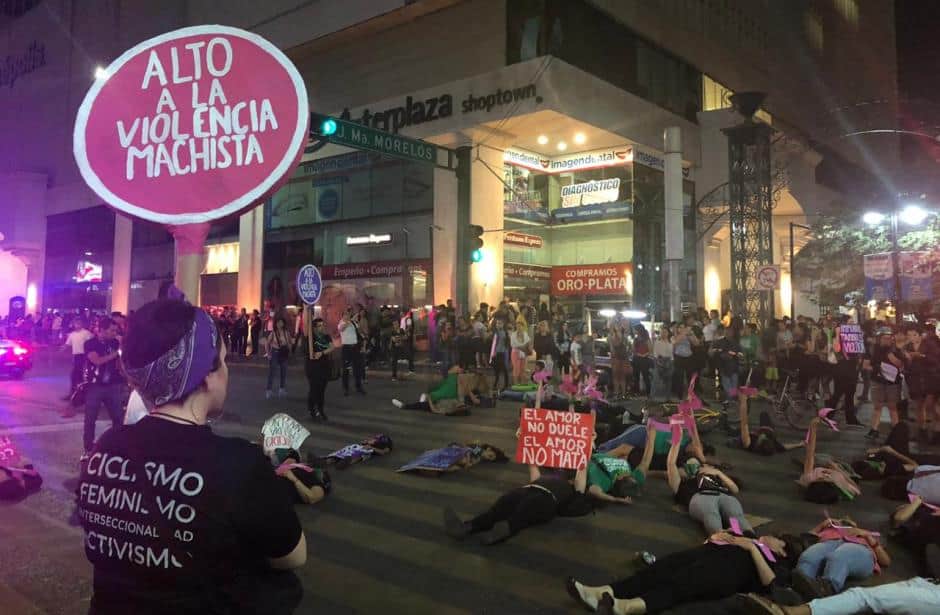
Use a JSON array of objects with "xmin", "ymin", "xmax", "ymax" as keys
[
  {"xmin": 833, "ymin": 0, "xmax": 859, "ymax": 28},
  {"xmin": 804, "ymin": 10, "xmax": 824, "ymax": 52},
  {"xmin": 702, "ymin": 74, "xmax": 772, "ymax": 124},
  {"xmin": 204, "ymin": 243, "xmax": 240, "ymax": 275},
  {"xmin": 702, "ymin": 75, "xmax": 733, "ymax": 111}
]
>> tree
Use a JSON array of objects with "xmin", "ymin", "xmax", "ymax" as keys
[{"xmin": 794, "ymin": 212, "xmax": 940, "ymax": 308}]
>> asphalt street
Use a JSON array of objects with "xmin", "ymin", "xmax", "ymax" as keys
[{"xmin": 0, "ymin": 350, "xmax": 926, "ymax": 614}]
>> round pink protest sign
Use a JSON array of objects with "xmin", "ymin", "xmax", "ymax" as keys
[{"xmin": 74, "ymin": 25, "xmax": 309, "ymax": 225}]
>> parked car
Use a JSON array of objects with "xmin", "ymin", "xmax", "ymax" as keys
[{"xmin": 0, "ymin": 339, "xmax": 32, "ymax": 379}]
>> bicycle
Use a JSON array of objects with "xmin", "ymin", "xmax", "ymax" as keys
[{"xmin": 767, "ymin": 369, "xmax": 819, "ymax": 430}]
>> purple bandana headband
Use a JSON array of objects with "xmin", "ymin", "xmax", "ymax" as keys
[{"xmin": 125, "ymin": 309, "xmax": 219, "ymax": 407}]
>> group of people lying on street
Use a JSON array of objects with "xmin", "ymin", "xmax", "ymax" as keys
[{"xmin": 436, "ymin": 374, "xmax": 940, "ymax": 614}]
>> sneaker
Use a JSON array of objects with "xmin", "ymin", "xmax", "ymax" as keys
[
  {"xmin": 408, "ymin": 370, "xmax": 416, "ymax": 376},
  {"xmin": 565, "ymin": 577, "xmax": 600, "ymax": 611},
  {"xmin": 392, "ymin": 399, "xmax": 404, "ymax": 409},
  {"xmin": 391, "ymin": 377, "xmax": 398, "ymax": 382},
  {"xmin": 278, "ymin": 388, "xmax": 287, "ymax": 398},
  {"xmin": 419, "ymin": 393, "xmax": 428, "ymax": 403},
  {"xmin": 866, "ymin": 429, "xmax": 880, "ymax": 440},
  {"xmin": 791, "ymin": 571, "xmax": 834, "ymax": 600},
  {"xmin": 740, "ymin": 593, "xmax": 785, "ymax": 615},
  {"xmin": 265, "ymin": 390, "xmax": 272, "ymax": 400},
  {"xmin": 845, "ymin": 415, "xmax": 862, "ymax": 427}
]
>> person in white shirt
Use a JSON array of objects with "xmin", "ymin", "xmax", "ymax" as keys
[
  {"xmin": 570, "ymin": 334, "xmax": 584, "ymax": 381},
  {"xmin": 338, "ymin": 308, "xmax": 365, "ymax": 396},
  {"xmin": 653, "ymin": 327, "xmax": 675, "ymax": 400},
  {"xmin": 63, "ymin": 319, "xmax": 93, "ymax": 399}
]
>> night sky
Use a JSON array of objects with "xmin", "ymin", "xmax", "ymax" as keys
[{"xmin": 896, "ymin": 0, "xmax": 940, "ymax": 103}]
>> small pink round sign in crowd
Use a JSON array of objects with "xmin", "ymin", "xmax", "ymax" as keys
[{"xmin": 73, "ymin": 25, "xmax": 309, "ymax": 226}]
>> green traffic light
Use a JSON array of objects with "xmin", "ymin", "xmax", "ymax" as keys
[
  {"xmin": 471, "ymin": 249, "xmax": 483, "ymax": 263},
  {"xmin": 321, "ymin": 118, "xmax": 337, "ymax": 136}
]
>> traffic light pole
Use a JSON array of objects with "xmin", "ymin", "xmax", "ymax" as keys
[{"xmin": 455, "ymin": 146, "xmax": 472, "ymax": 314}]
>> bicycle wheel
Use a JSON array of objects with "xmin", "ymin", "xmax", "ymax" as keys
[
  {"xmin": 696, "ymin": 413, "xmax": 721, "ymax": 435},
  {"xmin": 784, "ymin": 395, "xmax": 817, "ymax": 431}
]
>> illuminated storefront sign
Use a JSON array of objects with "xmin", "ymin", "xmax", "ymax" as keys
[
  {"xmin": 504, "ymin": 146, "xmax": 631, "ymax": 174},
  {"xmin": 75, "ymin": 261, "xmax": 103, "ymax": 283},
  {"xmin": 320, "ymin": 260, "xmax": 430, "ymax": 280},
  {"xmin": 550, "ymin": 263, "xmax": 633, "ymax": 296},
  {"xmin": 560, "ymin": 178, "xmax": 621, "ymax": 207},
  {"xmin": 504, "ymin": 232, "xmax": 543, "ymax": 248},
  {"xmin": 346, "ymin": 233, "xmax": 392, "ymax": 246},
  {"xmin": 504, "ymin": 146, "xmax": 692, "ymax": 177}
]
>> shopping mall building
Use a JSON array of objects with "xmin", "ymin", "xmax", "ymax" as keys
[{"xmin": 0, "ymin": 0, "xmax": 898, "ymax": 326}]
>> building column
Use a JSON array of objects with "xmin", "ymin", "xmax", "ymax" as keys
[
  {"xmin": 171, "ymin": 223, "xmax": 210, "ymax": 305},
  {"xmin": 664, "ymin": 127, "xmax": 684, "ymax": 322},
  {"xmin": 703, "ymin": 240, "xmax": 722, "ymax": 312},
  {"xmin": 238, "ymin": 207, "xmax": 264, "ymax": 310},
  {"xmin": 111, "ymin": 214, "xmax": 132, "ymax": 314},
  {"xmin": 433, "ymin": 165, "xmax": 459, "ymax": 307},
  {"xmin": 468, "ymin": 142, "xmax": 505, "ymax": 312}
]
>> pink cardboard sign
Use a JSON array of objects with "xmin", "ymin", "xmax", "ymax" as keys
[{"xmin": 73, "ymin": 25, "xmax": 309, "ymax": 225}]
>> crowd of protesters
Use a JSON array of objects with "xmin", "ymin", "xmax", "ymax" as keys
[{"xmin": 27, "ymin": 287, "xmax": 940, "ymax": 614}]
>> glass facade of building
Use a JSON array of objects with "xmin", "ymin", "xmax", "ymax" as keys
[
  {"xmin": 263, "ymin": 151, "xmax": 434, "ymax": 330},
  {"xmin": 507, "ymin": 0, "xmax": 703, "ymax": 122}
]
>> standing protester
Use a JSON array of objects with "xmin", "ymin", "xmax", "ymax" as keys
[
  {"xmin": 79, "ymin": 300, "xmax": 306, "ymax": 613},
  {"xmin": 608, "ymin": 323, "xmax": 630, "ymax": 399},
  {"xmin": 672, "ymin": 323, "xmax": 695, "ymax": 398},
  {"xmin": 632, "ymin": 324, "xmax": 653, "ymax": 396},
  {"xmin": 400, "ymin": 309, "xmax": 416, "ymax": 376},
  {"xmin": 305, "ymin": 312, "xmax": 335, "ymax": 421},
  {"xmin": 909, "ymin": 324, "xmax": 940, "ymax": 445},
  {"xmin": 866, "ymin": 328, "xmax": 905, "ymax": 440},
  {"xmin": 81, "ymin": 318, "xmax": 126, "ymax": 462},
  {"xmin": 652, "ymin": 326, "xmax": 674, "ymax": 400},
  {"xmin": 63, "ymin": 318, "xmax": 93, "ymax": 402},
  {"xmin": 827, "ymin": 320, "xmax": 862, "ymax": 426},
  {"xmin": 249, "ymin": 309, "xmax": 262, "ymax": 357},
  {"xmin": 265, "ymin": 317, "xmax": 290, "ymax": 399},
  {"xmin": 711, "ymin": 325, "xmax": 742, "ymax": 401},
  {"xmin": 439, "ymin": 320, "xmax": 456, "ymax": 376},
  {"xmin": 509, "ymin": 318, "xmax": 531, "ymax": 385},
  {"xmin": 533, "ymin": 320, "xmax": 555, "ymax": 364},
  {"xmin": 490, "ymin": 318, "xmax": 511, "ymax": 392},
  {"xmin": 472, "ymin": 313, "xmax": 488, "ymax": 368},
  {"xmin": 455, "ymin": 317, "xmax": 476, "ymax": 370},
  {"xmin": 555, "ymin": 321, "xmax": 572, "ymax": 376},
  {"xmin": 338, "ymin": 308, "xmax": 366, "ymax": 396}
]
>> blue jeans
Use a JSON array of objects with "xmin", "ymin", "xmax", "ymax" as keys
[
  {"xmin": 797, "ymin": 541, "xmax": 874, "ymax": 592},
  {"xmin": 267, "ymin": 352, "xmax": 287, "ymax": 390},
  {"xmin": 720, "ymin": 371, "xmax": 739, "ymax": 399},
  {"xmin": 598, "ymin": 425, "xmax": 646, "ymax": 453},
  {"xmin": 83, "ymin": 383, "xmax": 126, "ymax": 453},
  {"xmin": 808, "ymin": 577, "xmax": 940, "ymax": 615}
]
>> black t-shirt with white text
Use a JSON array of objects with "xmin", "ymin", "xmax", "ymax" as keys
[
  {"xmin": 84, "ymin": 337, "xmax": 125, "ymax": 386},
  {"xmin": 77, "ymin": 417, "xmax": 302, "ymax": 613}
]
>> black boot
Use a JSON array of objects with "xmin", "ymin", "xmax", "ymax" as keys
[{"xmin": 477, "ymin": 520, "xmax": 512, "ymax": 545}]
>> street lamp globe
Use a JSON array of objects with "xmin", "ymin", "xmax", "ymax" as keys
[
  {"xmin": 900, "ymin": 204, "xmax": 928, "ymax": 226},
  {"xmin": 863, "ymin": 211, "xmax": 885, "ymax": 226}
]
